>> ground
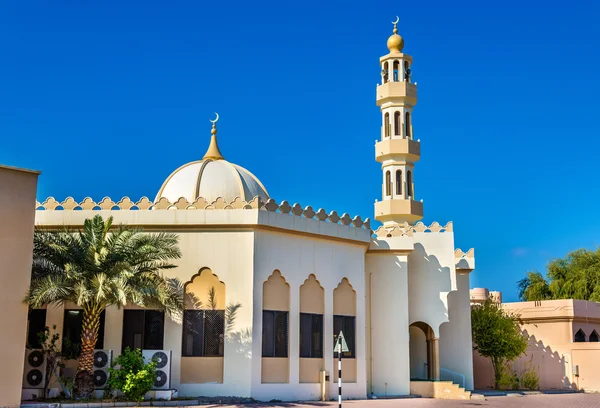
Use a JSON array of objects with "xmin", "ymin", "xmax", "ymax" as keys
[{"xmin": 208, "ymin": 394, "xmax": 600, "ymax": 408}]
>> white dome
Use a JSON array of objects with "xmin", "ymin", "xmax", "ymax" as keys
[{"xmin": 155, "ymin": 158, "xmax": 269, "ymax": 204}]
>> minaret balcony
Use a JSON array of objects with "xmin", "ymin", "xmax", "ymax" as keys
[
  {"xmin": 375, "ymin": 138, "xmax": 420, "ymax": 163},
  {"xmin": 374, "ymin": 199, "xmax": 424, "ymax": 226},
  {"xmin": 376, "ymin": 82, "xmax": 417, "ymax": 106}
]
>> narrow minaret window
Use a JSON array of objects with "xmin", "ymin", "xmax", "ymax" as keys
[
  {"xmin": 384, "ymin": 113, "xmax": 390, "ymax": 138},
  {"xmin": 407, "ymin": 171, "xmax": 413, "ymax": 198},
  {"xmin": 395, "ymin": 170, "xmax": 402, "ymax": 195},
  {"xmin": 393, "ymin": 60, "xmax": 400, "ymax": 82},
  {"xmin": 405, "ymin": 112, "xmax": 411, "ymax": 139},
  {"xmin": 382, "ymin": 62, "xmax": 389, "ymax": 83},
  {"xmin": 385, "ymin": 171, "xmax": 392, "ymax": 196},
  {"xmin": 394, "ymin": 112, "xmax": 401, "ymax": 136},
  {"xmin": 404, "ymin": 61, "xmax": 411, "ymax": 83}
]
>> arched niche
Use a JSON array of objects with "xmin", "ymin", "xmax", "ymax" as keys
[
  {"xmin": 262, "ymin": 270, "xmax": 290, "ymax": 384},
  {"xmin": 184, "ymin": 268, "xmax": 225, "ymax": 310},
  {"xmin": 180, "ymin": 267, "xmax": 226, "ymax": 384},
  {"xmin": 300, "ymin": 274, "xmax": 324, "ymax": 314},
  {"xmin": 299, "ymin": 274, "xmax": 325, "ymax": 383},
  {"xmin": 333, "ymin": 278, "xmax": 357, "ymax": 383}
]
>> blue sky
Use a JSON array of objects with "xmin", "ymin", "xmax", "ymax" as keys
[{"xmin": 2, "ymin": 1, "xmax": 599, "ymax": 301}]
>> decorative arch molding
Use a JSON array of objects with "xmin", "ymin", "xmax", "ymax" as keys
[
  {"xmin": 184, "ymin": 267, "xmax": 226, "ymax": 310},
  {"xmin": 300, "ymin": 274, "xmax": 324, "ymax": 315},
  {"xmin": 263, "ymin": 270, "xmax": 290, "ymax": 312},
  {"xmin": 333, "ymin": 278, "xmax": 356, "ymax": 317}
]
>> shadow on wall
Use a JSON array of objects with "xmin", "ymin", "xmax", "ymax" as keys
[
  {"xmin": 473, "ymin": 331, "xmax": 576, "ymax": 391},
  {"xmin": 228, "ymin": 327, "xmax": 252, "ymax": 361},
  {"xmin": 408, "ymin": 243, "xmax": 452, "ymax": 328}
]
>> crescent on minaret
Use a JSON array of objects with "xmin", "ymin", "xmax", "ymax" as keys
[{"xmin": 210, "ymin": 112, "xmax": 219, "ymax": 124}]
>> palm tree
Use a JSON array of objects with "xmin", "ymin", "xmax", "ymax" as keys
[{"xmin": 25, "ymin": 215, "xmax": 183, "ymax": 398}]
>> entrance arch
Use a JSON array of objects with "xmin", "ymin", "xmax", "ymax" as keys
[{"xmin": 409, "ymin": 322, "xmax": 439, "ymax": 380}]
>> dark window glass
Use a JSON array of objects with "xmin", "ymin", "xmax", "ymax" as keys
[
  {"xmin": 395, "ymin": 170, "xmax": 402, "ymax": 195},
  {"xmin": 590, "ymin": 330, "xmax": 599, "ymax": 342},
  {"xmin": 27, "ymin": 309, "xmax": 47, "ymax": 348},
  {"xmin": 62, "ymin": 310, "xmax": 105, "ymax": 358},
  {"xmin": 122, "ymin": 310, "xmax": 165, "ymax": 352},
  {"xmin": 300, "ymin": 313, "xmax": 323, "ymax": 358},
  {"xmin": 574, "ymin": 329, "xmax": 587, "ymax": 342},
  {"xmin": 333, "ymin": 315, "xmax": 356, "ymax": 358},
  {"xmin": 262, "ymin": 310, "xmax": 288, "ymax": 357},
  {"xmin": 181, "ymin": 309, "xmax": 224, "ymax": 357}
]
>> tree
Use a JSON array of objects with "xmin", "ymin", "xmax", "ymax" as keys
[
  {"xmin": 471, "ymin": 299, "xmax": 528, "ymax": 389},
  {"xmin": 35, "ymin": 325, "xmax": 72, "ymax": 399},
  {"xmin": 518, "ymin": 248, "xmax": 600, "ymax": 301},
  {"xmin": 25, "ymin": 215, "xmax": 183, "ymax": 398}
]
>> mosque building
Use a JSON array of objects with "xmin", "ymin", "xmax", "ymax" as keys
[{"xmin": 25, "ymin": 19, "xmax": 476, "ymax": 401}]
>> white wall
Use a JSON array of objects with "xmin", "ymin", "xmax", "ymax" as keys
[
  {"xmin": 252, "ymin": 230, "xmax": 367, "ymax": 401},
  {"xmin": 407, "ymin": 232, "xmax": 456, "ymax": 336},
  {"xmin": 366, "ymin": 247, "xmax": 411, "ymax": 397},
  {"xmin": 409, "ymin": 326, "xmax": 427, "ymax": 379},
  {"xmin": 439, "ymin": 272, "xmax": 474, "ymax": 389}
]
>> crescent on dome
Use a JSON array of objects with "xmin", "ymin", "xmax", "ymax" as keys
[
  {"xmin": 210, "ymin": 112, "xmax": 219, "ymax": 124},
  {"xmin": 392, "ymin": 16, "xmax": 399, "ymax": 25}
]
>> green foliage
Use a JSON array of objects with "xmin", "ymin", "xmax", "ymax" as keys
[
  {"xmin": 108, "ymin": 348, "xmax": 157, "ymax": 402},
  {"xmin": 35, "ymin": 325, "xmax": 67, "ymax": 398},
  {"xmin": 472, "ymin": 299, "xmax": 528, "ymax": 389},
  {"xmin": 520, "ymin": 359, "xmax": 540, "ymax": 390},
  {"xmin": 496, "ymin": 363, "xmax": 519, "ymax": 390},
  {"xmin": 518, "ymin": 248, "xmax": 600, "ymax": 301}
]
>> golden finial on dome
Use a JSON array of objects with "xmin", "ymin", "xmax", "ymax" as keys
[
  {"xmin": 387, "ymin": 16, "xmax": 404, "ymax": 53},
  {"xmin": 203, "ymin": 112, "xmax": 224, "ymax": 160}
]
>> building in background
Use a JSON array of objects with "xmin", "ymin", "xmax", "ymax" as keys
[
  {"xmin": 471, "ymin": 289, "xmax": 600, "ymax": 392},
  {"xmin": 0, "ymin": 165, "xmax": 40, "ymax": 407},
  {"xmin": 23, "ymin": 20, "xmax": 477, "ymax": 402}
]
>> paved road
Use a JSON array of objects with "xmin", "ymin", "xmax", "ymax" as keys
[{"xmin": 205, "ymin": 393, "xmax": 600, "ymax": 408}]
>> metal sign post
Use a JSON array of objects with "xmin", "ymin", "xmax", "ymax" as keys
[{"xmin": 334, "ymin": 331, "xmax": 349, "ymax": 408}]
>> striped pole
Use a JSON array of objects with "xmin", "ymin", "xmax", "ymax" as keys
[{"xmin": 338, "ymin": 342, "xmax": 342, "ymax": 408}]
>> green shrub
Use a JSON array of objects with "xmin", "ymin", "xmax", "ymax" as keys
[
  {"xmin": 108, "ymin": 348, "xmax": 157, "ymax": 402},
  {"xmin": 520, "ymin": 360, "xmax": 540, "ymax": 390},
  {"xmin": 496, "ymin": 362, "xmax": 519, "ymax": 390}
]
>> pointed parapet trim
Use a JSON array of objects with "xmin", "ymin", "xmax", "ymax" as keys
[
  {"xmin": 455, "ymin": 248, "xmax": 476, "ymax": 271},
  {"xmin": 35, "ymin": 195, "xmax": 371, "ymax": 230},
  {"xmin": 411, "ymin": 221, "xmax": 453, "ymax": 233}
]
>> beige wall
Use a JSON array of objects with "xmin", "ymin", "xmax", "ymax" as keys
[
  {"xmin": 0, "ymin": 166, "xmax": 39, "ymax": 407},
  {"xmin": 473, "ymin": 299, "xmax": 600, "ymax": 391}
]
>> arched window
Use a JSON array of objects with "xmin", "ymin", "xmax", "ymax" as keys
[
  {"xmin": 395, "ymin": 170, "xmax": 402, "ymax": 195},
  {"xmin": 407, "ymin": 171, "xmax": 413, "ymax": 198},
  {"xmin": 393, "ymin": 60, "xmax": 399, "ymax": 82},
  {"xmin": 384, "ymin": 113, "xmax": 390, "ymax": 138},
  {"xmin": 385, "ymin": 171, "xmax": 391, "ymax": 197},
  {"xmin": 405, "ymin": 112, "xmax": 411, "ymax": 138},
  {"xmin": 590, "ymin": 330, "xmax": 599, "ymax": 342},
  {"xmin": 394, "ymin": 112, "xmax": 401, "ymax": 136},
  {"xmin": 382, "ymin": 62, "xmax": 389, "ymax": 83},
  {"xmin": 574, "ymin": 329, "xmax": 586, "ymax": 342},
  {"xmin": 404, "ymin": 61, "xmax": 411, "ymax": 83}
]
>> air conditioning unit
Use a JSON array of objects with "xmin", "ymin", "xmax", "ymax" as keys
[
  {"xmin": 142, "ymin": 350, "xmax": 171, "ymax": 389},
  {"xmin": 23, "ymin": 349, "xmax": 46, "ymax": 390},
  {"xmin": 93, "ymin": 349, "xmax": 113, "ymax": 389}
]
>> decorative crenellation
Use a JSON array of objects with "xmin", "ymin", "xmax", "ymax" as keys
[
  {"xmin": 454, "ymin": 248, "xmax": 475, "ymax": 259},
  {"xmin": 35, "ymin": 196, "xmax": 371, "ymax": 230},
  {"xmin": 373, "ymin": 221, "xmax": 453, "ymax": 238}
]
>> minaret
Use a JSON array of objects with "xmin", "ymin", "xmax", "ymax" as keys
[{"xmin": 374, "ymin": 18, "xmax": 423, "ymax": 226}]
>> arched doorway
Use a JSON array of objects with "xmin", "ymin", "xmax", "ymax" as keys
[{"xmin": 409, "ymin": 322, "xmax": 439, "ymax": 380}]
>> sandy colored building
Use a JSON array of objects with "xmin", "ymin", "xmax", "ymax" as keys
[
  {"xmin": 0, "ymin": 165, "xmax": 40, "ymax": 407},
  {"xmin": 471, "ymin": 289, "xmax": 600, "ymax": 392},
  {"xmin": 21, "ymin": 20, "xmax": 476, "ymax": 402}
]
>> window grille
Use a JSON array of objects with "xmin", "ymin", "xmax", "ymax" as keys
[
  {"xmin": 262, "ymin": 310, "xmax": 288, "ymax": 358},
  {"xmin": 122, "ymin": 310, "xmax": 165, "ymax": 352},
  {"xmin": 182, "ymin": 309, "xmax": 224, "ymax": 357},
  {"xmin": 300, "ymin": 313, "xmax": 323, "ymax": 358},
  {"xmin": 333, "ymin": 315, "xmax": 356, "ymax": 358},
  {"xmin": 574, "ymin": 329, "xmax": 587, "ymax": 342},
  {"xmin": 590, "ymin": 330, "xmax": 599, "ymax": 342}
]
